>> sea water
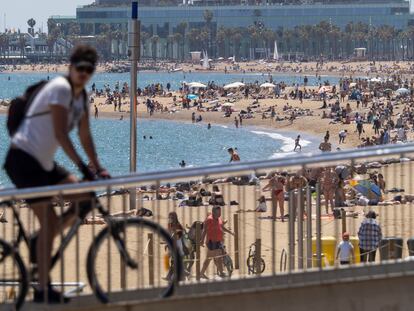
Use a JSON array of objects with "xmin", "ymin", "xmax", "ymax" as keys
[
  {"xmin": 0, "ymin": 71, "xmax": 329, "ymax": 188},
  {"xmin": 0, "ymin": 71, "xmax": 340, "ymax": 100},
  {"xmin": 0, "ymin": 116, "xmax": 319, "ymax": 188}
]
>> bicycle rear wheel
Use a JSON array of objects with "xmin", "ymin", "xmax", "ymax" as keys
[
  {"xmin": 87, "ymin": 218, "xmax": 182, "ymax": 304},
  {"xmin": 0, "ymin": 239, "xmax": 28, "ymax": 310}
]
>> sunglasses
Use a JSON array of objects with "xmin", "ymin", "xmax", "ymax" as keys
[{"xmin": 76, "ymin": 65, "xmax": 95, "ymax": 74}]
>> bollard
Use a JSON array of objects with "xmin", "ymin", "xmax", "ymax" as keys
[
  {"xmin": 148, "ymin": 233, "xmax": 154, "ymax": 286},
  {"xmin": 233, "ymin": 214, "xmax": 240, "ymax": 269},
  {"xmin": 195, "ymin": 222, "xmax": 202, "ymax": 280}
]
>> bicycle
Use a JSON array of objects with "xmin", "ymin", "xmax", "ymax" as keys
[
  {"xmin": 0, "ymin": 195, "xmax": 182, "ymax": 310},
  {"xmin": 246, "ymin": 242, "xmax": 265, "ymax": 275}
]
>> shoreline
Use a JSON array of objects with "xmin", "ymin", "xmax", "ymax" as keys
[{"xmin": 2, "ymin": 60, "xmax": 413, "ymax": 79}]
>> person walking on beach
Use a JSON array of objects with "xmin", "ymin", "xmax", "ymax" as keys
[
  {"xmin": 356, "ymin": 121, "xmax": 364, "ymax": 139},
  {"xmin": 294, "ymin": 135, "xmax": 302, "ymax": 152},
  {"xmin": 324, "ymin": 130, "xmax": 330, "ymax": 142},
  {"xmin": 338, "ymin": 129, "xmax": 348, "ymax": 144},
  {"xmin": 94, "ymin": 104, "xmax": 99, "ymax": 119},
  {"xmin": 3, "ymin": 45, "xmax": 110, "ymax": 303},
  {"xmin": 200, "ymin": 206, "xmax": 233, "ymax": 279},
  {"xmin": 336, "ymin": 232, "xmax": 355, "ymax": 265},
  {"xmin": 228, "ymin": 148, "xmax": 240, "ymax": 162},
  {"xmin": 234, "ymin": 117, "xmax": 239, "ymax": 128},
  {"xmin": 358, "ymin": 211, "xmax": 382, "ymax": 263}
]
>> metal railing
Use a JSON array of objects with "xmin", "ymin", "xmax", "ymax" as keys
[{"xmin": 1, "ymin": 143, "xmax": 414, "ymax": 309}]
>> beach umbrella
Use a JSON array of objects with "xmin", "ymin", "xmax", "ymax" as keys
[
  {"xmin": 260, "ymin": 82, "xmax": 276, "ymax": 88},
  {"xmin": 223, "ymin": 82, "xmax": 245, "ymax": 90},
  {"xmin": 396, "ymin": 88, "xmax": 409, "ymax": 95},
  {"xmin": 217, "ymin": 57, "xmax": 224, "ymax": 60},
  {"xmin": 351, "ymin": 179, "xmax": 381, "ymax": 199},
  {"xmin": 370, "ymin": 78, "xmax": 381, "ymax": 83},
  {"xmin": 349, "ymin": 82, "xmax": 357, "ymax": 87},
  {"xmin": 187, "ymin": 82, "xmax": 207, "ymax": 88},
  {"xmin": 187, "ymin": 94, "xmax": 199, "ymax": 100},
  {"xmin": 222, "ymin": 102, "xmax": 235, "ymax": 107}
]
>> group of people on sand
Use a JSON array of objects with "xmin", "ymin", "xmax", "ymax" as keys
[
  {"xmin": 257, "ymin": 163, "xmax": 389, "ymax": 221},
  {"xmin": 166, "ymin": 205, "xmax": 234, "ymax": 279}
]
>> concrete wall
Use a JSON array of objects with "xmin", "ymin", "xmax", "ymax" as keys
[{"xmin": 25, "ymin": 260, "xmax": 414, "ymax": 311}]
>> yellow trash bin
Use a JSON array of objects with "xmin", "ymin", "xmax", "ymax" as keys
[{"xmin": 312, "ymin": 236, "xmax": 337, "ymax": 267}]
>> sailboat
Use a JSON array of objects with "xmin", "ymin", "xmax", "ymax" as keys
[
  {"xmin": 273, "ymin": 40, "xmax": 279, "ymax": 61},
  {"xmin": 202, "ymin": 50, "xmax": 209, "ymax": 69}
]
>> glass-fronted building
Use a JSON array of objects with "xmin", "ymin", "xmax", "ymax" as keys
[{"xmin": 75, "ymin": 2, "xmax": 413, "ymax": 36}]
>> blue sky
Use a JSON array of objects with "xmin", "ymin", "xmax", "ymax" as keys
[{"xmin": 0, "ymin": 0, "xmax": 92, "ymax": 32}]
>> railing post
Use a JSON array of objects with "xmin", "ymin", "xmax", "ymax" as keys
[
  {"xmin": 341, "ymin": 209, "xmax": 347, "ymax": 234},
  {"xmin": 195, "ymin": 222, "xmax": 201, "ymax": 281},
  {"xmin": 316, "ymin": 183, "xmax": 322, "ymax": 269},
  {"xmin": 233, "ymin": 214, "xmax": 240, "ymax": 270},
  {"xmin": 298, "ymin": 187, "xmax": 304, "ymax": 270},
  {"xmin": 255, "ymin": 239, "xmax": 262, "ymax": 275},
  {"xmin": 148, "ymin": 233, "xmax": 154, "ymax": 286},
  {"xmin": 288, "ymin": 191, "xmax": 295, "ymax": 272},
  {"xmin": 306, "ymin": 185, "xmax": 313, "ymax": 268}
]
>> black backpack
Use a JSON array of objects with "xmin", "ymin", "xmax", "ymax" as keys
[
  {"xmin": 7, "ymin": 77, "xmax": 87, "ymax": 137},
  {"xmin": 7, "ymin": 80, "xmax": 49, "ymax": 136}
]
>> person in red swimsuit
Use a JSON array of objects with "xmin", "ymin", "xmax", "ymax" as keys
[{"xmin": 263, "ymin": 173, "xmax": 286, "ymax": 221}]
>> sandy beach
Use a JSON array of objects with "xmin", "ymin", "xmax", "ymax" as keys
[
  {"xmin": 2, "ymin": 61, "xmax": 414, "ymax": 303},
  {"xmin": 2, "ymin": 60, "xmax": 414, "ymax": 78}
]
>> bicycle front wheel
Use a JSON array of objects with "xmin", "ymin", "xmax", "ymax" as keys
[
  {"xmin": 0, "ymin": 239, "xmax": 28, "ymax": 310},
  {"xmin": 87, "ymin": 218, "xmax": 182, "ymax": 304}
]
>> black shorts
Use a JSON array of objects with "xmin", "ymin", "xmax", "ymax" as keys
[
  {"xmin": 4, "ymin": 148, "xmax": 69, "ymax": 202},
  {"xmin": 207, "ymin": 241, "xmax": 223, "ymax": 251}
]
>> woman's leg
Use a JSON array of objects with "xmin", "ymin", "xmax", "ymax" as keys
[{"xmin": 277, "ymin": 193, "xmax": 284, "ymax": 221}]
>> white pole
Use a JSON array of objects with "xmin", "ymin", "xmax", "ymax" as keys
[{"xmin": 129, "ymin": 1, "xmax": 140, "ymax": 210}]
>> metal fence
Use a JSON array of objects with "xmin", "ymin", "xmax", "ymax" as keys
[{"xmin": 1, "ymin": 143, "xmax": 414, "ymax": 309}]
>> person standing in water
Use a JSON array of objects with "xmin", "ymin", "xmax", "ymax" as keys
[
  {"xmin": 294, "ymin": 135, "xmax": 302, "ymax": 152},
  {"xmin": 228, "ymin": 148, "xmax": 240, "ymax": 162}
]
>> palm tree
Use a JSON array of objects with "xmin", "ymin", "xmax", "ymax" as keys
[
  {"xmin": 98, "ymin": 24, "xmax": 112, "ymax": 59},
  {"xmin": 47, "ymin": 26, "xmax": 61, "ymax": 60},
  {"xmin": 0, "ymin": 33, "xmax": 8, "ymax": 59},
  {"xmin": 27, "ymin": 18, "xmax": 36, "ymax": 36},
  {"xmin": 173, "ymin": 32, "xmax": 183, "ymax": 60},
  {"xmin": 113, "ymin": 30, "xmax": 122, "ymax": 61},
  {"xmin": 150, "ymin": 35, "xmax": 159, "ymax": 60},
  {"xmin": 216, "ymin": 26, "xmax": 226, "ymax": 57},
  {"xmin": 231, "ymin": 28, "xmax": 243, "ymax": 61},
  {"xmin": 167, "ymin": 34, "xmax": 174, "ymax": 59},
  {"xmin": 203, "ymin": 10, "xmax": 214, "ymax": 55},
  {"xmin": 186, "ymin": 28, "xmax": 201, "ymax": 52}
]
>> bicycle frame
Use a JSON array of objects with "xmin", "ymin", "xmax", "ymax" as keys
[{"xmin": 2, "ymin": 197, "xmax": 134, "ymax": 280}]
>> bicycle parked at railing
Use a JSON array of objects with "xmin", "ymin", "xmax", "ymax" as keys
[
  {"xmin": 0, "ymin": 195, "xmax": 182, "ymax": 310},
  {"xmin": 246, "ymin": 242, "xmax": 265, "ymax": 275}
]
